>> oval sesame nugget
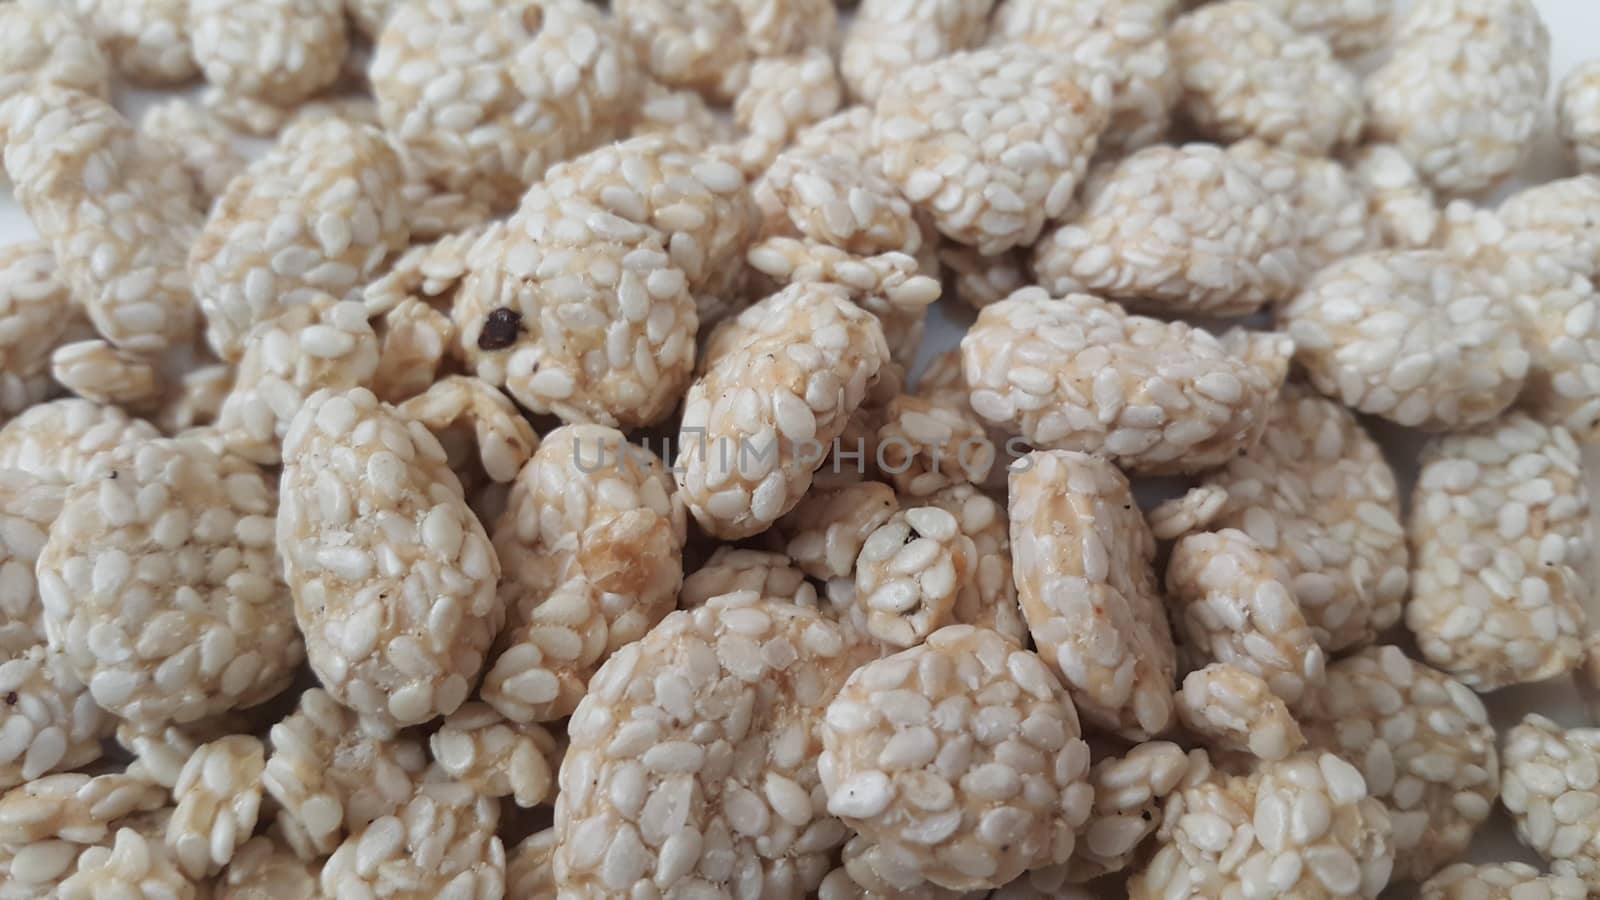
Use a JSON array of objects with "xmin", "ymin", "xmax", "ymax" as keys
[
  {"xmin": 278, "ymin": 387, "xmax": 501, "ymax": 734},
  {"xmin": 1366, "ymin": 0, "xmax": 1549, "ymax": 195},
  {"xmin": 138, "ymin": 98, "xmax": 248, "ymax": 211},
  {"xmin": 1346, "ymin": 143, "xmax": 1442, "ymax": 250},
  {"xmin": 1032, "ymin": 143, "xmax": 1301, "ymax": 318},
  {"xmin": 262, "ymin": 687, "xmax": 428, "ymax": 859},
  {"xmin": 819, "ymin": 625, "xmax": 1092, "ymax": 891},
  {"xmin": 1406, "ymin": 414, "xmax": 1590, "ymax": 691},
  {"xmin": 452, "ymin": 192, "xmax": 699, "ymax": 430},
  {"xmin": 1186, "ymin": 383, "xmax": 1407, "ymax": 653},
  {"xmin": 871, "ymin": 46, "xmax": 1109, "ymax": 255},
  {"xmin": 1228, "ymin": 140, "xmax": 1381, "ymax": 276},
  {"xmin": 0, "ymin": 398, "xmax": 159, "ymax": 485},
  {"xmin": 1255, "ymin": 0, "xmax": 1394, "ymax": 56},
  {"xmin": 1501, "ymin": 715, "xmax": 1600, "ymax": 892},
  {"xmin": 1068, "ymin": 741, "xmax": 1192, "ymax": 882},
  {"xmin": 480, "ymin": 425, "xmax": 686, "ymax": 724},
  {"xmin": 73, "ymin": 0, "xmax": 196, "ymax": 86},
  {"xmin": 925, "ymin": 483, "xmax": 1026, "ymax": 647},
  {"xmin": 1166, "ymin": 529, "xmax": 1326, "ymax": 713},
  {"xmin": 213, "ymin": 296, "xmax": 381, "ymax": 466},
  {"xmin": 961, "ymin": 289, "xmax": 1290, "ymax": 475},
  {"xmin": 676, "ymin": 283, "xmax": 889, "ymax": 539},
  {"xmin": 1421, "ymin": 862, "xmax": 1587, "ymax": 900},
  {"xmin": 1281, "ymin": 249, "xmax": 1528, "ymax": 431},
  {"xmin": 320, "ymin": 775, "xmax": 505, "ymax": 899},
  {"xmin": 190, "ymin": 0, "xmax": 347, "ymax": 113},
  {"xmin": 1560, "ymin": 61, "xmax": 1600, "ymax": 175},
  {"xmin": 1130, "ymin": 751, "xmax": 1394, "ymax": 899},
  {"xmin": 0, "ymin": 645, "xmax": 107, "ymax": 792},
  {"xmin": 613, "ymin": 0, "xmax": 836, "ymax": 103},
  {"xmin": 1171, "ymin": 1, "xmax": 1363, "ymax": 155},
  {"xmin": 0, "ymin": 771, "xmax": 168, "ymax": 847},
  {"xmin": 1300, "ymin": 646, "xmax": 1498, "ymax": 882},
  {"xmin": 2, "ymin": 89, "xmax": 199, "ymax": 354},
  {"xmin": 839, "ymin": 0, "xmax": 993, "ymax": 104},
  {"xmin": 1008, "ymin": 450, "xmax": 1177, "ymax": 741},
  {"xmin": 990, "ymin": 0, "xmax": 1178, "ymax": 154},
  {"xmin": 0, "ymin": 1, "xmax": 111, "ymax": 103},
  {"xmin": 770, "ymin": 481, "xmax": 900, "ymax": 583},
  {"xmin": 0, "ymin": 242, "xmax": 88, "ymax": 422},
  {"xmin": 188, "ymin": 117, "xmax": 408, "ymax": 362},
  {"xmin": 531, "ymin": 135, "xmax": 759, "ymax": 325},
  {"xmin": 733, "ymin": 50, "xmax": 844, "ymax": 173},
  {"xmin": 397, "ymin": 375, "xmax": 538, "ymax": 488},
  {"xmin": 372, "ymin": 0, "xmax": 641, "ymax": 209},
  {"xmin": 37, "ymin": 437, "xmax": 300, "ymax": 727},
  {"xmin": 1176, "ymin": 663, "xmax": 1304, "ymax": 763},
  {"xmin": 553, "ymin": 592, "xmax": 876, "ymax": 898},
  {"xmin": 430, "ymin": 703, "xmax": 556, "ymax": 808},
  {"xmin": 0, "ymin": 467, "xmax": 61, "ymax": 648},
  {"xmin": 849, "ymin": 506, "xmax": 973, "ymax": 648}
]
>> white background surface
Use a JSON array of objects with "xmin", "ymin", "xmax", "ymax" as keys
[{"xmin": 5, "ymin": 1, "xmax": 1600, "ymax": 893}]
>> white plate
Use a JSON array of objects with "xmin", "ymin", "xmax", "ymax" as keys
[{"xmin": 4, "ymin": 2, "xmax": 1600, "ymax": 893}]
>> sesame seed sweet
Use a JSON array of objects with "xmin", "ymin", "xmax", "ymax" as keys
[
  {"xmin": 0, "ymin": 1, "xmax": 111, "ymax": 104},
  {"xmin": 1171, "ymin": 1, "xmax": 1363, "ymax": 155},
  {"xmin": 429, "ymin": 703, "xmax": 558, "ymax": 808},
  {"xmin": 261, "ymin": 687, "xmax": 429, "ymax": 859},
  {"xmin": 0, "ymin": 771, "xmax": 168, "ymax": 847},
  {"xmin": 59, "ymin": 827, "xmax": 197, "ymax": 900},
  {"xmin": 1129, "ymin": 750, "xmax": 1395, "ymax": 899},
  {"xmin": 818, "ymin": 625, "xmax": 1093, "ymax": 891},
  {"xmin": 0, "ymin": 398, "xmax": 160, "ymax": 484},
  {"xmin": 1560, "ymin": 61, "xmax": 1600, "ymax": 175},
  {"xmin": 0, "ymin": 243, "xmax": 89, "ymax": 423},
  {"xmin": 397, "ymin": 375, "xmax": 539, "ymax": 488},
  {"xmin": 1067, "ymin": 741, "xmax": 1193, "ymax": 882},
  {"xmin": 961, "ymin": 289, "xmax": 1291, "ymax": 475},
  {"xmin": 1366, "ymin": 0, "xmax": 1550, "ymax": 195},
  {"xmin": 1406, "ymin": 414, "xmax": 1590, "ymax": 691},
  {"xmin": 165, "ymin": 735, "xmax": 266, "ymax": 879},
  {"xmin": 849, "ymin": 506, "xmax": 974, "ymax": 648},
  {"xmin": 612, "ymin": 0, "xmax": 836, "ymax": 104},
  {"xmin": 48, "ymin": 339, "xmax": 161, "ymax": 411},
  {"xmin": 874, "ymin": 394, "xmax": 994, "ymax": 499},
  {"xmin": 924, "ymin": 483, "xmax": 1027, "ymax": 648},
  {"xmin": 1032, "ymin": 143, "xmax": 1302, "ymax": 317},
  {"xmin": 479, "ymin": 424, "xmax": 686, "ymax": 724},
  {"xmin": 871, "ymin": 46, "xmax": 1110, "ymax": 255},
  {"xmin": 676, "ymin": 283, "xmax": 890, "ymax": 539},
  {"xmin": 138, "ymin": 98, "xmax": 247, "ymax": 210},
  {"xmin": 278, "ymin": 387, "xmax": 501, "ymax": 734},
  {"xmin": 214, "ymin": 295, "xmax": 381, "ymax": 467},
  {"xmin": 682, "ymin": 547, "xmax": 819, "ymax": 610},
  {"xmin": 72, "ymin": 0, "xmax": 196, "ymax": 86},
  {"xmin": 553, "ymin": 592, "xmax": 875, "ymax": 898},
  {"xmin": 372, "ymin": 0, "xmax": 641, "ymax": 211},
  {"xmin": 1176, "ymin": 662, "xmax": 1305, "ymax": 763},
  {"xmin": 989, "ymin": 0, "xmax": 1178, "ymax": 155},
  {"xmin": 1228, "ymin": 140, "xmax": 1381, "ymax": 277},
  {"xmin": 1282, "ymin": 249, "xmax": 1529, "ymax": 431},
  {"xmin": 1420, "ymin": 862, "xmax": 1587, "ymax": 900},
  {"xmin": 2, "ymin": 88, "xmax": 200, "ymax": 355},
  {"xmin": 754, "ymin": 147, "xmax": 923, "ymax": 259},
  {"xmin": 188, "ymin": 116, "xmax": 408, "ymax": 363},
  {"xmin": 189, "ymin": 0, "xmax": 348, "ymax": 121},
  {"xmin": 452, "ymin": 191, "xmax": 700, "ymax": 430},
  {"xmin": 1008, "ymin": 449, "xmax": 1177, "ymax": 741},
  {"xmin": 1501, "ymin": 715, "xmax": 1600, "ymax": 892},
  {"xmin": 1166, "ymin": 529, "xmax": 1327, "ymax": 714},
  {"xmin": 1346, "ymin": 143, "xmax": 1442, "ymax": 251},
  {"xmin": 1253, "ymin": 0, "xmax": 1394, "ymax": 56},
  {"xmin": 506, "ymin": 827, "xmax": 558, "ymax": 900},
  {"xmin": 319, "ymin": 774, "xmax": 506, "ymax": 899},
  {"xmin": 0, "ymin": 645, "xmax": 108, "ymax": 793},
  {"xmin": 734, "ymin": 50, "xmax": 845, "ymax": 174},
  {"xmin": 940, "ymin": 245, "xmax": 1028, "ymax": 312},
  {"xmin": 770, "ymin": 481, "xmax": 900, "ymax": 583},
  {"xmin": 38, "ymin": 436, "xmax": 301, "ymax": 727},
  {"xmin": 839, "ymin": 0, "xmax": 993, "ymax": 105},
  {"xmin": 1300, "ymin": 646, "xmax": 1499, "ymax": 882},
  {"xmin": 1184, "ymin": 382, "xmax": 1407, "ymax": 654}
]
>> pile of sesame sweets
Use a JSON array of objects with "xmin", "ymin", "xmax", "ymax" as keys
[{"xmin": 6, "ymin": 0, "xmax": 1600, "ymax": 896}]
